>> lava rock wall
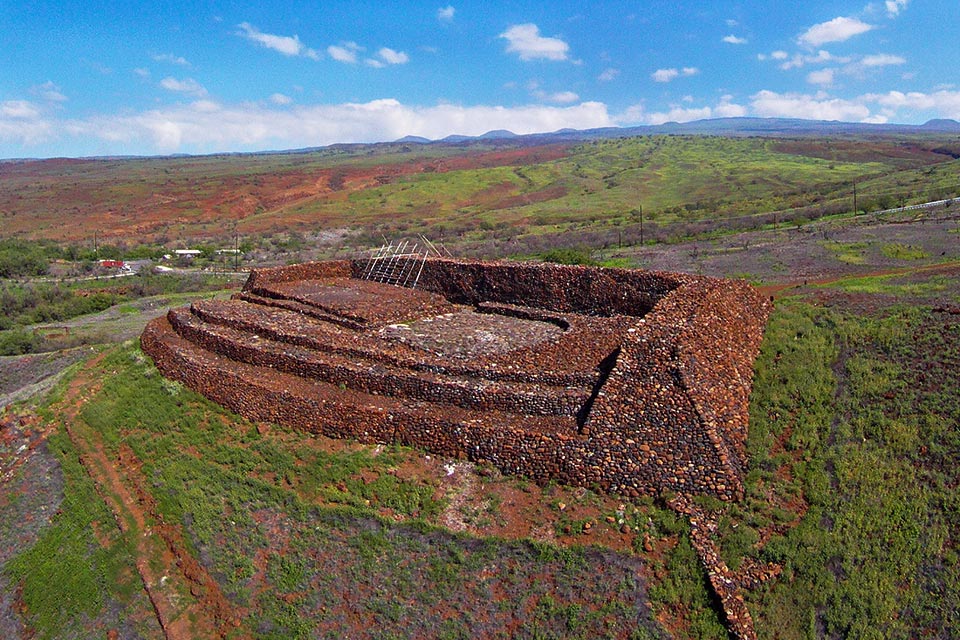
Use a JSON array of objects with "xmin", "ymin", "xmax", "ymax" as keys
[{"xmin": 141, "ymin": 258, "xmax": 771, "ymax": 501}]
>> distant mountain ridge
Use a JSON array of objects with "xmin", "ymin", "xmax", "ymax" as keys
[
  {"xmin": 8, "ymin": 116, "xmax": 956, "ymax": 163},
  {"xmin": 393, "ymin": 117, "xmax": 960, "ymax": 146}
]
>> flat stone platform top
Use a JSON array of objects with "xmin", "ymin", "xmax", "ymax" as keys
[
  {"xmin": 142, "ymin": 257, "xmax": 772, "ymax": 502},
  {"xmin": 260, "ymin": 278, "xmax": 457, "ymax": 327},
  {"xmin": 379, "ymin": 309, "xmax": 565, "ymax": 359}
]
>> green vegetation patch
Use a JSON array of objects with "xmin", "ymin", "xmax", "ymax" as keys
[
  {"xmin": 0, "ymin": 271, "xmax": 240, "ymax": 355},
  {"xmin": 732, "ymin": 300, "xmax": 960, "ymax": 639},
  {"xmin": 2, "ymin": 428, "xmax": 153, "ymax": 639},
  {"xmin": 818, "ymin": 270, "xmax": 958, "ymax": 301},
  {"xmin": 880, "ymin": 242, "xmax": 930, "ymax": 260},
  {"xmin": 45, "ymin": 343, "xmax": 667, "ymax": 638},
  {"xmin": 821, "ymin": 240, "xmax": 871, "ymax": 264}
]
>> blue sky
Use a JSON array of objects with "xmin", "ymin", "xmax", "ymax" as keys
[{"xmin": 2, "ymin": 0, "xmax": 958, "ymax": 158}]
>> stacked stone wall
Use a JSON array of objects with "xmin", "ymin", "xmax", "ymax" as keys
[
  {"xmin": 243, "ymin": 260, "xmax": 352, "ymax": 288},
  {"xmin": 188, "ymin": 297, "xmax": 608, "ymax": 388},
  {"xmin": 355, "ymin": 257, "xmax": 687, "ymax": 317},
  {"xmin": 142, "ymin": 258, "xmax": 771, "ymax": 502},
  {"xmin": 167, "ymin": 306, "xmax": 587, "ymax": 418}
]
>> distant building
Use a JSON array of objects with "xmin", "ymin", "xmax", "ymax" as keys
[{"xmin": 98, "ymin": 259, "xmax": 125, "ymax": 268}]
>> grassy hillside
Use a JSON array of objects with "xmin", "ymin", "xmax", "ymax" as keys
[
  {"xmin": 1, "ymin": 134, "xmax": 959, "ymax": 638},
  {"xmin": 2, "ymin": 263, "xmax": 957, "ymax": 638},
  {"xmin": 2, "ymin": 135, "xmax": 958, "ymax": 254}
]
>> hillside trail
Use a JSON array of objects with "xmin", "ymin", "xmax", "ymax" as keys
[
  {"xmin": 755, "ymin": 258, "xmax": 960, "ymax": 299},
  {"xmin": 50, "ymin": 351, "xmax": 247, "ymax": 640}
]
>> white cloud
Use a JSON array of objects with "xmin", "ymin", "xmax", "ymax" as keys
[
  {"xmin": 151, "ymin": 53, "xmax": 190, "ymax": 66},
  {"xmin": 615, "ymin": 95, "xmax": 746, "ymax": 125},
  {"xmin": 270, "ymin": 93, "xmax": 293, "ymax": 105},
  {"xmin": 598, "ymin": 68, "xmax": 619, "ymax": 82},
  {"xmin": 780, "ymin": 50, "xmax": 842, "ymax": 70},
  {"xmin": 499, "ymin": 24, "xmax": 570, "ymax": 61},
  {"xmin": 715, "ymin": 95, "xmax": 748, "ymax": 118},
  {"xmin": 861, "ymin": 53, "xmax": 906, "ymax": 67},
  {"xmin": 652, "ymin": 68, "xmax": 679, "ymax": 82},
  {"xmin": 58, "ymin": 99, "xmax": 613, "ymax": 154},
  {"xmin": 237, "ymin": 22, "xmax": 320, "ymax": 60},
  {"xmin": 866, "ymin": 89, "xmax": 960, "ymax": 118},
  {"xmin": 722, "ymin": 35, "xmax": 748, "ymax": 44},
  {"xmin": 798, "ymin": 17, "xmax": 873, "ymax": 47},
  {"xmin": 772, "ymin": 50, "xmax": 789, "ymax": 60},
  {"xmin": 646, "ymin": 105, "xmax": 713, "ymax": 125},
  {"xmin": 546, "ymin": 91, "xmax": 579, "ymax": 104},
  {"xmin": 750, "ymin": 89, "xmax": 871, "ymax": 121},
  {"xmin": 377, "ymin": 47, "xmax": 410, "ymax": 65},
  {"xmin": 328, "ymin": 42, "xmax": 361, "ymax": 64},
  {"xmin": 191, "ymin": 100, "xmax": 221, "ymax": 113},
  {"xmin": 160, "ymin": 77, "xmax": 208, "ymax": 97},
  {"xmin": 134, "ymin": 68, "xmax": 151, "ymax": 78},
  {"xmin": 15, "ymin": 87, "xmax": 960, "ymax": 157},
  {"xmin": 807, "ymin": 68, "xmax": 835, "ymax": 85},
  {"xmin": 528, "ymin": 81, "xmax": 579, "ymax": 104},
  {"xmin": 616, "ymin": 103, "xmax": 646, "ymax": 124},
  {"xmin": 31, "ymin": 81, "xmax": 67, "ymax": 103},
  {"xmin": 652, "ymin": 67, "xmax": 697, "ymax": 82},
  {"xmin": 437, "ymin": 5, "xmax": 454, "ymax": 21},
  {"xmin": 885, "ymin": 0, "xmax": 908, "ymax": 17},
  {"xmin": 1, "ymin": 100, "xmax": 41, "ymax": 119},
  {"xmin": 0, "ymin": 100, "xmax": 55, "ymax": 145}
]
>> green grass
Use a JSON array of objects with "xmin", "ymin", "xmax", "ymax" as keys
[
  {"xmin": 822, "ymin": 240, "xmax": 871, "ymax": 264},
  {"xmin": 6, "ymin": 342, "xmax": 666, "ymax": 637},
  {"xmin": 725, "ymin": 300, "xmax": 960, "ymax": 638},
  {"xmin": 880, "ymin": 242, "xmax": 930, "ymax": 260},
  {"xmin": 2, "ymin": 429, "xmax": 145, "ymax": 639},
  {"xmin": 818, "ymin": 270, "xmax": 959, "ymax": 301},
  {"xmin": 0, "ymin": 272, "xmax": 240, "ymax": 355},
  {"xmin": 4, "ymin": 246, "xmax": 958, "ymax": 637}
]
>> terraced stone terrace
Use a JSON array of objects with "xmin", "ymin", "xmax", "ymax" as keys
[{"xmin": 142, "ymin": 257, "xmax": 771, "ymax": 502}]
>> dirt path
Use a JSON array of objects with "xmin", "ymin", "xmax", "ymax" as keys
[
  {"xmin": 52, "ymin": 352, "xmax": 245, "ymax": 639},
  {"xmin": 756, "ymin": 259, "xmax": 960, "ymax": 298}
]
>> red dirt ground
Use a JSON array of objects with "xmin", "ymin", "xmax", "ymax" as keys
[
  {"xmin": 53, "ymin": 354, "xmax": 244, "ymax": 639},
  {"xmin": 0, "ymin": 145, "xmax": 570, "ymax": 242}
]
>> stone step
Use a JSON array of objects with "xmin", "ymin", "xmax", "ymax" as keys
[
  {"xmin": 195, "ymin": 298, "xmax": 599, "ymax": 387},
  {"xmin": 143, "ymin": 315, "xmax": 579, "ymax": 443},
  {"xmin": 168, "ymin": 307, "xmax": 590, "ymax": 418},
  {"xmin": 234, "ymin": 291, "xmax": 366, "ymax": 330}
]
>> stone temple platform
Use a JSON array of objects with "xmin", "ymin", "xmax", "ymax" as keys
[{"xmin": 141, "ymin": 257, "xmax": 771, "ymax": 501}]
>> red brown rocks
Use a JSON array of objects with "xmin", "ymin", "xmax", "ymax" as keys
[{"xmin": 141, "ymin": 258, "xmax": 772, "ymax": 503}]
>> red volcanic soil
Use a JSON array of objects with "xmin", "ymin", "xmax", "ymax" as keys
[
  {"xmin": 0, "ymin": 144, "xmax": 570, "ymax": 243},
  {"xmin": 770, "ymin": 139, "xmax": 960, "ymax": 165}
]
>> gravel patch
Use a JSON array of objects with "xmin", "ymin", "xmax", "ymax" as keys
[{"xmin": 379, "ymin": 308, "xmax": 564, "ymax": 358}]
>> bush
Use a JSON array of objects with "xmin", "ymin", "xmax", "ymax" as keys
[
  {"xmin": 539, "ymin": 248, "xmax": 599, "ymax": 266},
  {"xmin": 0, "ymin": 328, "xmax": 41, "ymax": 355},
  {"xmin": 0, "ymin": 239, "xmax": 49, "ymax": 278}
]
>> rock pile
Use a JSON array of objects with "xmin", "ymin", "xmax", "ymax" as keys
[
  {"xmin": 141, "ymin": 257, "xmax": 771, "ymax": 501},
  {"xmin": 669, "ymin": 495, "xmax": 783, "ymax": 640}
]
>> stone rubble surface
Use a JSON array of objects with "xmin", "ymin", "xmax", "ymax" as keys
[{"xmin": 142, "ymin": 257, "xmax": 771, "ymax": 503}]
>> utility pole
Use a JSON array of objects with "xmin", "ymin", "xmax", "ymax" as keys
[
  {"xmin": 234, "ymin": 234, "xmax": 239, "ymax": 271},
  {"xmin": 629, "ymin": 205, "xmax": 645, "ymax": 246},
  {"xmin": 853, "ymin": 180, "xmax": 858, "ymax": 214},
  {"xmin": 639, "ymin": 204, "xmax": 644, "ymax": 245}
]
